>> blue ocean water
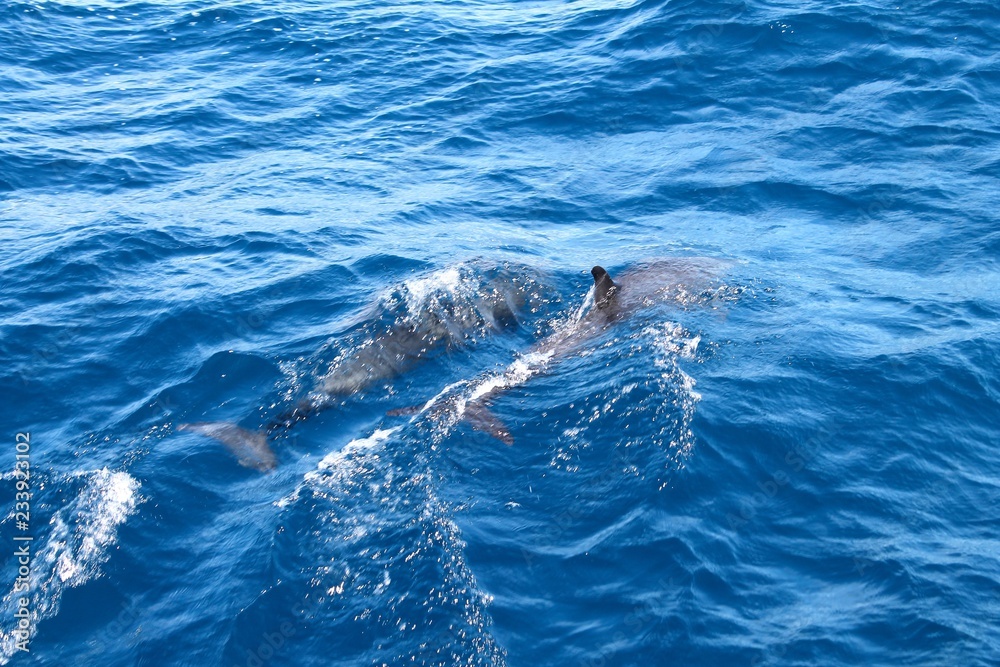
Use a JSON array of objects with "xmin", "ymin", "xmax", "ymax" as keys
[{"xmin": 2, "ymin": 0, "xmax": 999, "ymax": 664}]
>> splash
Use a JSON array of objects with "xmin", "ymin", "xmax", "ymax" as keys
[
  {"xmin": 0, "ymin": 469, "xmax": 141, "ymax": 664},
  {"xmin": 399, "ymin": 266, "xmax": 464, "ymax": 309},
  {"xmin": 310, "ymin": 261, "xmax": 549, "ymax": 400},
  {"xmin": 275, "ymin": 428, "xmax": 507, "ymax": 665},
  {"xmin": 406, "ymin": 264, "xmax": 722, "ymax": 451},
  {"xmin": 644, "ymin": 322, "xmax": 704, "ymax": 469}
]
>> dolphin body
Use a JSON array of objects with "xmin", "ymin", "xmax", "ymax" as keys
[
  {"xmin": 179, "ymin": 264, "xmax": 544, "ymax": 471},
  {"xmin": 272, "ymin": 280, "xmax": 521, "ymax": 428},
  {"xmin": 425, "ymin": 258, "xmax": 724, "ymax": 444}
]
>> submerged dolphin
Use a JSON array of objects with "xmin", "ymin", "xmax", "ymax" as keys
[
  {"xmin": 419, "ymin": 258, "xmax": 724, "ymax": 444},
  {"xmin": 177, "ymin": 422, "xmax": 276, "ymax": 472},
  {"xmin": 179, "ymin": 264, "xmax": 546, "ymax": 471}
]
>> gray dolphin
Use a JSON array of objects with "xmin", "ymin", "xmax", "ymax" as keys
[
  {"xmin": 177, "ymin": 422, "xmax": 276, "ymax": 472},
  {"xmin": 420, "ymin": 258, "xmax": 725, "ymax": 444},
  {"xmin": 179, "ymin": 263, "xmax": 547, "ymax": 471}
]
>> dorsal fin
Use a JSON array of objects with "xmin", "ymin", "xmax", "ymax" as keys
[{"xmin": 591, "ymin": 266, "xmax": 617, "ymax": 308}]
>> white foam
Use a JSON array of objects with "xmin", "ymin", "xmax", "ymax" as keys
[
  {"xmin": 0, "ymin": 469, "xmax": 140, "ymax": 664},
  {"xmin": 455, "ymin": 350, "xmax": 553, "ymax": 420},
  {"xmin": 53, "ymin": 469, "xmax": 140, "ymax": 585},
  {"xmin": 644, "ymin": 323, "xmax": 704, "ymax": 469},
  {"xmin": 277, "ymin": 427, "xmax": 401, "ymax": 508},
  {"xmin": 571, "ymin": 285, "xmax": 596, "ymax": 322},
  {"xmin": 310, "ymin": 427, "xmax": 399, "ymax": 477},
  {"xmin": 401, "ymin": 266, "xmax": 463, "ymax": 306},
  {"xmin": 416, "ymin": 379, "xmax": 468, "ymax": 417}
]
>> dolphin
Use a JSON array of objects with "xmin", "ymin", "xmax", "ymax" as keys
[
  {"xmin": 415, "ymin": 258, "xmax": 724, "ymax": 444},
  {"xmin": 177, "ymin": 422, "xmax": 276, "ymax": 472},
  {"xmin": 178, "ymin": 263, "xmax": 546, "ymax": 471}
]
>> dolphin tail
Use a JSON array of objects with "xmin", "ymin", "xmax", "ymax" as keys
[
  {"xmin": 387, "ymin": 401, "xmax": 514, "ymax": 445},
  {"xmin": 465, "ymin": 403, "xmax": 514, "ymax": 445},
  {"xmin": 178, "ymin": 421, "xmax": 277, "ymax": 472}
]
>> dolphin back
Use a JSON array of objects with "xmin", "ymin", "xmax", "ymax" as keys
[{"xmin": 178, "ymin": 421, "xmax": 277, "ymax": 472}]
